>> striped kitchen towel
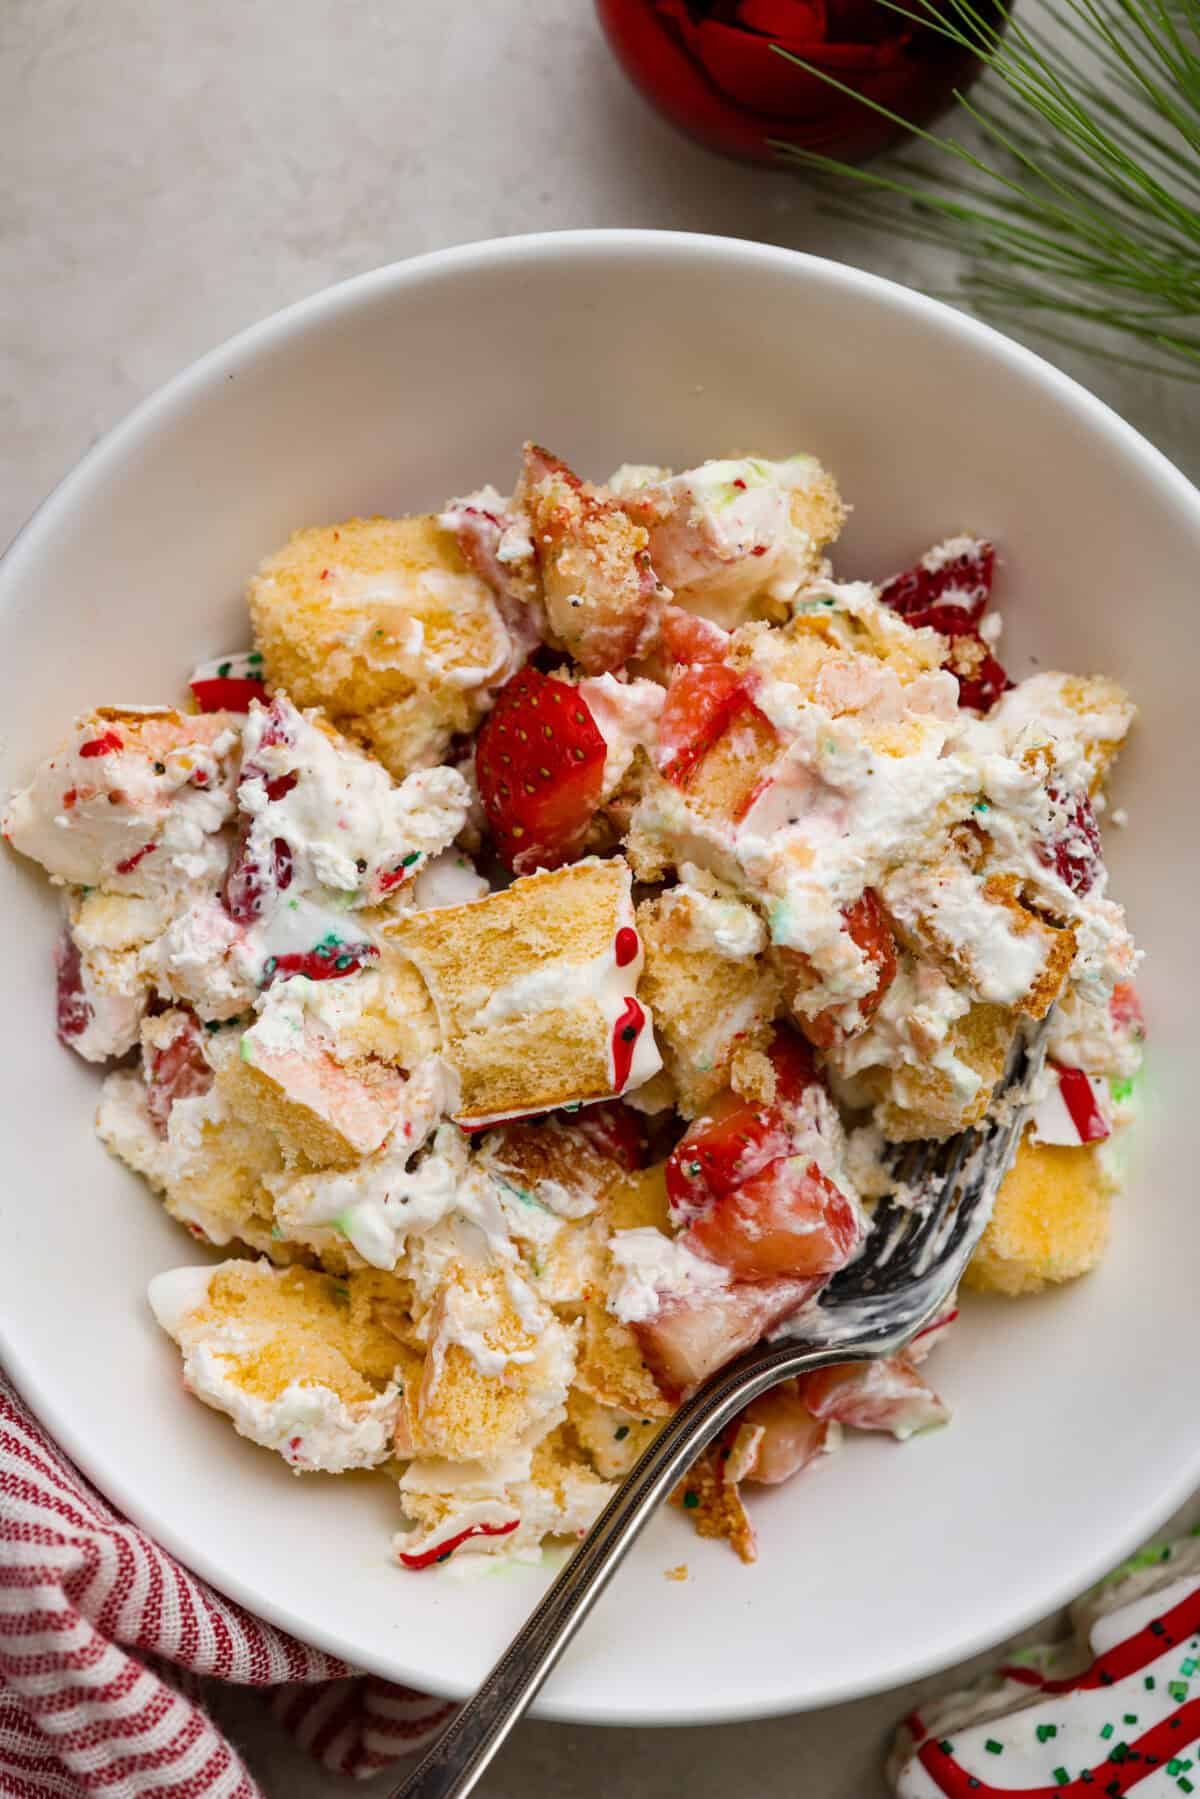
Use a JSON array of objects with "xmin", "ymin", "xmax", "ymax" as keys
[{"xmin": 0, "ymin": 1371, "xmax": 454, "ymax": 1796}]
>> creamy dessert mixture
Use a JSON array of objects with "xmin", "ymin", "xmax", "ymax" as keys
[{"xmin": 4, "ymin": 443, "xmax": 1143, "ymax": 1570}]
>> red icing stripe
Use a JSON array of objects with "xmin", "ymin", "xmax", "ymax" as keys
[
  {"xmin": 1056, "ymin": 1066, "xmax": 1110, "ymax": 1144},
  {"xmin": 918, "ymin": 1694, "xmax": 1200, "ymax": 1796},
  {"xmin": 610, "ymin": 996, "xmax": 646, "ymax": 1091},
  {"xmin": 614, "ymin": 926, "xmax": 640, "ymax": 968},
  {"xmin": 190, "ymin": 674, "xmax": 265, "ymax": 712},
  {"xmin": 914, "ymin": 1584, "xmax": 1200, "ymax": 1797},
  {"xmin": 398, "ymin": 1519, "xmax": 518, "ymax": 1571}
]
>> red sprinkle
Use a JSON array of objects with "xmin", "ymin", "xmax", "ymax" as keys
[
  {"xmin": 613, "ymin": 926, "xmax": 640, "ymax": 968},
  {"xmin": 115, "ymin": 841, "xmax": 156, "ymax": 875},
  {"xmin": 399, "ymin": 1518, "xmax": 519, "ymax": 1571},
  {"xmin": 732, "ymin": 477, "xmax": 746, "ymax": 491},
  {"xmin": 79, "ymin": 731, "xmax": 124, "ymax": 759},
  {"xmin": 264, "ymin": 772, "xmax": 298, "ymax": 803},
  {"xmin": 1055, "ymin": 1065, "xmax": 1110, "ymax": 1143},
  {"xmin": 751, "ymin": 545, "xmax": 768, "ymax": 557},
  {"xmin": 610, "ymin": 997, "xmax": 646, "ymax": 1091},
  {"xmin": 61, "ymin": 788, "xmax": 78, "ymax": 810}
]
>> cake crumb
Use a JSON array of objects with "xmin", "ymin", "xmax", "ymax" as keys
[{"xmin": 665, "ymin": 1563, "xmax": 689, "ymax": 1582}]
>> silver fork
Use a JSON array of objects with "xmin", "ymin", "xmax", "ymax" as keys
[{"xmin": 392, "ymin": 1015, "xmax": 1052, "ymax": 1799}]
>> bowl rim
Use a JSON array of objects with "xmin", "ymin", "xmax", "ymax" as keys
[{"xmin": 3, "ymin": 228, "xmax": 1200, "ymax": 1726}]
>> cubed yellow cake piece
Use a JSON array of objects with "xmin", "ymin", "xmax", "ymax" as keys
[
  {"xmin": 965, "ymin": 1132, "xmax": 1112, "ymax": 1296},
  {"xmin": 389, "ymin": 857, "xmax": 660, "ymax": 1124},
  {"xmin": 567, "ymin": 1388, "xmax": 663, "ymax": 1479},
  {"xmin": 872, "ymin": 1002, "xmax": 1015, "ymax": 1142},
  {"xmin": 96, "ymin": 1059, "xmax": 293, "ymax": 1261},
  {"xmin": 636, "ymin": 886, "xmax": 780, "ymax": 1117},
  {"xmin": 148, "ymin": 1259, "xmax": 412, "ymax": 1471},
  {"xmin": 409, "ymin": 1263, "xmax": 576, "ymax": 1464},
  {"xmin": 248, "ymin": 515, "xmax": 515, "ymax": 777},
  {"xmin": 209, "ymin": 1016, "xmax": 407, "ymax": 1170}
]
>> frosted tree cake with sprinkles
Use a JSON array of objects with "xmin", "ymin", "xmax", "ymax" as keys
[
  {"xmin": 1, "ymin": 441, "xmax": 1144, "ymax": 1573},
  {"xmin": 889, "ymin": 1534, "xmax": 1200, "ymax": 1797}
]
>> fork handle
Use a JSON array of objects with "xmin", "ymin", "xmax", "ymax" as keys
[{"xmin": 389, "ymin": 1337, "xmax": 855, "ymax": 1799}]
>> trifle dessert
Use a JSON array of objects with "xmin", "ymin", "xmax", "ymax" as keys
[{"xmin": 3, "ymin": 444, "xmax": 1143, "ymax": 1569}]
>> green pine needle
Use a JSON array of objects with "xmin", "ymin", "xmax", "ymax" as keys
[{"xmin": 770, "ymin": 0, "xmax": 1200, "ymax": 378}]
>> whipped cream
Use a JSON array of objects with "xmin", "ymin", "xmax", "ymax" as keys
[
  {"xmin": 606, "ymin": 1226, "xmax": 731, "ymax": 1324},
  {"xmin": 147, "ymin": 1263, "xmax": 403, "ymax": 1472}
]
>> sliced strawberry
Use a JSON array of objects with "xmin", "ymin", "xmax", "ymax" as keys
[
  {"xmin": 189, "ymin": 675, "xmax": 265, "ymax": 713},
  {"xmin": 656, "ymin": 662, "xmax": 760, "ymax": 787},
  {"xmin": 145, "ymin": 1014, "xmax": 212, "ymax": 1136},
  {"xmin": 684, "ymin": 1156, "xmax": 861, "ymax": 1284},
  {"xmin": 1037, "ymin": 783, "xmax": 1103, "ymax": 896},
  {"xmin": 658, "ymin": 604, "xmax": 731, "ymax": 668},
  {"xmin": 878, "ymin": 537, "xmax": 994, "ymax": 627},
  {"xmin": 223, "ymin": 820, "xmax": 294, "ymax": 922},
  {"xmin": 475, "ymin": 668, "xmax": 606, "ymax": 875},
  {"xmin": 783, "ymin": 887, "xmax": 898, "ymax": 1050},
  {"xmin": 739, "ymin": 1379, "xmax": 836, "ymax": 1485},
  {"xmin": 665, "ymin": 1028, "xmax": 818, "ymax": 1224},
  {"xmin": 634, "ymin": 1275, "xmax": 820, "ymax": 1398},
  {"xmin": 572, "ymin": 1099, "xmax": 647, "ymax": 1171},
  {"xmin": 55, "ymin": 931, "xmax": 90, "ymax": 1045},
  {"xmin": 804, "ymin": 1354, "xmax": 949, "ymax": 1439},
  {"xmin": 878, "ymin": 538, "xmax": 1010, "ymax": 713}
]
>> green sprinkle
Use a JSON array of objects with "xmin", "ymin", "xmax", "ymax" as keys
[
  {"xmin": 402, "ymin": 851, "xmax": 421, "ymax": 867},
  {"xmin": 1180, "ymin": 1781, "xmax": 1195, "ymax": 1796},
  {"xmin": 985, "ymin": 1740, "xmax": 1003, "ymax": 1755},
  {"xmin": 1171, "ymin": 1682, "xmax": 1190, "ymax": 1702},
  {"xmin": 974, "ymin": 798, "xmax": 991, "ymax": 813},
  {"xmin": 218, "ymin": 661, "xmax": 231, "ymax": 678},
  {"xmin": 1109, "ymin": 1742, "xmax": 1130, "ymax": 1763},
  {"xmin": 1170, "ymin": 1763, "xmax": 1184, "ymax": 1777},
  {"xmin": 248, "ymin": 650, "xmax": 263, "ymax": 664},
  {"xmin": 1053, "ymin": 1771, "xmax": 1069, "ymax": 1788},
  {"xmin": 1123, "ymin": 1712, "xmax": 1138, "ymax": 1724},
  {"xmin": 1111, "ymin": 1076, "xmax": 1135, "ymax": 1102},
  {"xmin": 1101, "ymin": 1723, "xmax": 1115, "ymax": 1740},
  {"xmin": 270, "ymin": 1225, "xmax": 282, "ymax": 1239},
  {"xmin": 1183, "ymin": 1658, "xmax": 1198, "ymax": 1676},
  {"xmin": 614, "ymin": 1425, "xmax": 630, "ymax": 1441},
  {"xmin": 1146, "ymin": 1676, "xmax": 1157, "ymax": 1689},
  {"xmin": 1037, "ymin": 1725, "xmax": 1058, "ymax": 1742},
  {"xmin": 682, "ymin": 1490, "xmax": 699, "ymax": 1509},
  {"xmin": 938, "ymin": 1741, "xmax": 954, "ymax": 1756},
  {"xmin": 204, "ymin": 1019, "xmax": 222, "ymax": 1033}
]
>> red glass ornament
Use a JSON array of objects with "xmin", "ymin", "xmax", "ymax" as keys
[{"xmin": 595, "ymin": 0, "xmax": 1006, "ymax": 165}]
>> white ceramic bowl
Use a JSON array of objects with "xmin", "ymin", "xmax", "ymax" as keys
[{"xmin": 2, "ymin": 232, "xmax": 1198, "ymax": 1727}]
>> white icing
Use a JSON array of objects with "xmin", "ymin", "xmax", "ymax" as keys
[
  {"xmin": 606, "ymin": 1227, "xmax": 731, "ymax": 1324},
  {"xmin": 576, "ymin": 673, "xmax": 664, "ymax": 800}
]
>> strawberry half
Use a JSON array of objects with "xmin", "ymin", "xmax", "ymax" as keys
[
  {"xmin": 803, "ymin": 1355, "xmax": 949, "ymax": 1440},
  {"xmin": 684, "ymin": 1155, "xmax": 861, "ymax": 1284},
  {"xmin": 475, "ymin": 668, "xmax": 606, "ymax": 875},
  {"xmin": 878, "ymin": 536, "xmax": 1012, "ymax": 714},
  {"xmin": 665, "ymin": 1029, "xmax": 818, "ymax": 1225}
]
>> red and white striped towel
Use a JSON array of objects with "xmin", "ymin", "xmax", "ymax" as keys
[{"xmin": 0, "ymin": 1370, "xmax": 454, "ymax": 1797}]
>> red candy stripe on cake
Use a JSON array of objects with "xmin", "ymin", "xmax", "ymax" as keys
[
  {"xmin": 78, "ymin": 730, "xmax": 124, "ymax": 758},
  {"xmin": 911, "ymin": 1582, "xmax": 1200, "ymax": 1797},
  {"xmin": 398, "ymin": 1519, "xmax": 519, "ymax": 1571},
  {"xmin": 611, "ymin": 996, "xmax": 646, "ymax": 1090}
]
